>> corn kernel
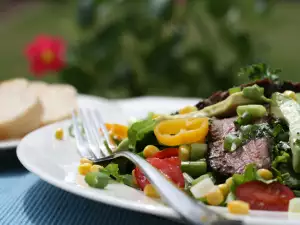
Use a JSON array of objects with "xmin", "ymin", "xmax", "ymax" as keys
[
  {"xmin": 283, "ymin": 90, "xmax": 297, "ymax": 101},
  {"xmin": 228, "ymin": 200, "xmax": 250, "ymax": 215},
  {"xmin": 225, "ymin": 177, "xmax": 233, "ymax": 189},
  {"xmin": 218, "ymin": 183, "xmax": 229, "ymax": 197},
  {"xmin": 143, "ymin": 145, "xmax": 159, "ymax": 158},
  {"xmin": 179, "ymin": 105, "xmax": 198, "ymax": 115},
  {"xmin": 55, "ymin": 128, "xmax": 64, "ymax": 140},
  {"xmin": 144, "ymin": 184, "xmax": 160, "ymax": 198},
  {"xmin": 257, "ymin": 169, "xmax": 273, "ymax": 180},
  {"xmin": 80, "ymin": 158, "xmax": 93, "ymax": 165},
  {"xmin": 132, "ymin": 170, "xmax": 137, "ymax": 185},
  {"xmin": 78, "ymin": 163, "xmax": 92, "ymax": 175},
  {"xmin": 206, "ymin": 187, "xmax": 224, "ymax": 206},
  {"xmin": 179, "ymin": 145, "xmax": 190, "ymax": 161},
  {"xmin": 90, "ymin": 165, "xmax": 103, "ymax": 173}
]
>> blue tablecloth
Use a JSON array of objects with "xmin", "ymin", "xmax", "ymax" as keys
[{"xmin": 0, "ymin": 150, "xmax": 181, "ymax": 225}]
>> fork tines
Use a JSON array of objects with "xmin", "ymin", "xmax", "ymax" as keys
[{"xmin": 71, "ymin": 108, "xmax": 114, "ymax": 160}]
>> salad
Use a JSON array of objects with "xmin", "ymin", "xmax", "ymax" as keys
[{"xmin": 75, "ymin": 63, "xmax": 300, "ymax": 215}]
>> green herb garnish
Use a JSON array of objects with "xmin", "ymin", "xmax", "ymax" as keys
[{"xmin": 239, "ymin": 63, "xmax": 281, "ymax": 83}]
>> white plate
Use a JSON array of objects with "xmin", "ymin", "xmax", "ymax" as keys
[{"xmin": 17, "ymin": 96, "xmax": 300, "ymax": 225}]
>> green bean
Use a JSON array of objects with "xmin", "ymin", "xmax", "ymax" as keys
[
  {"xmin": 237, "ymin": 105, "xmax": 267, "ymax": 118},
  {"xmin": 85, "ymin": 172, "xmax": 110, "ymax": 189},
  {"xmin": 181, "ymin": 160, "xmax": 207, "ymax": 178},
  {"xmin": 190, "ymin": 143, "xmax": 207, "ymax": 160}
]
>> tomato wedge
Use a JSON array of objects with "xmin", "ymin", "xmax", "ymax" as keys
[
  {"xmin": 151, "ymin": 148, "xmax": 179, "ymax": 159},
  {"xmin": 236, "ymin": 181, "xmax": 295, "ymax": 211},
  {"xmin": 133, "ymin": 157, "xmax": 184, "ymax": 190}
]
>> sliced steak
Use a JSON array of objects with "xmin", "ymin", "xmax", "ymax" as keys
[{"xmin": 208, "ymin": 117, "xmax": 271, "ymax": 176}]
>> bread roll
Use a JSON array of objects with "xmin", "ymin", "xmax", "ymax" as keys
[
  {"xmin": 29, "ymin": 82, "xmax": 78, "ymax": 126},
  {"xmin": 0, "ymin": 78, "xmax": 43, "ymax": 139}
]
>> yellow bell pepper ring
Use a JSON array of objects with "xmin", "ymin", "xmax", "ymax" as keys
[{"xmin": 154, "ymin": 117, "xmax": 209, "ymax": 146}]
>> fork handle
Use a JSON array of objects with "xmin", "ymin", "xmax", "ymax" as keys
[{"xmin": 108, "ymin": 151, "xmax": 243, "ymax": 225}]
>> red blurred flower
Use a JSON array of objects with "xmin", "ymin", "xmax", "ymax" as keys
[{"xmin": 25, "ymin": 35, "xmax": 66, "ymax": 77}]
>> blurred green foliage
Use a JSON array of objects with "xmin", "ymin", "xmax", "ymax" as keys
[
  {"xmin": 45, "ymin": 1, "xmax": 276, "ymax": 97},
  {"xmin": 60, "ymin": 0, "xmax": 276, "ymax": 98}
]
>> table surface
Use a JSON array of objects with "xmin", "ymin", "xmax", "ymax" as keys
[{"xmin": 0, "ymin": 150, "xmax": 182, "ymax": 225}]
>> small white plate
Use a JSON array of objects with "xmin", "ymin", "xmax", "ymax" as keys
[
  {"xmin": 0, "ymin": 139, "xmax": 21, "ymax": 149},
  {"xmin": 16, "ymin": 96, "xmax": 300, "ymax": 225}
]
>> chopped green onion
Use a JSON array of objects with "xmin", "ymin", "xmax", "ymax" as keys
[
  {"xmin": 190, "ymin": 143, "xmax": 207, "ymax": 161},
  {"xmin": 224, "ymin": 134, "xmax": 242, "ymax": 152},
  {"xmin": 235, "ymin": 112, "xmax": 252, "ymax": 126},
  {"xmin": 229, "ymin": 87, "xmax": 241, "ymax": 95}
]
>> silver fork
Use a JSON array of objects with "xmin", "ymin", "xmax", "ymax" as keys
[{"xmin": 72, "ymin": 108, "xmax": 243, "ymax": 225}]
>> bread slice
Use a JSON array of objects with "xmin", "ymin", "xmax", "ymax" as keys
[
  {"xmin": 0, "ymin": 78, "xmax": 43, "ymax": 139},
  {"xmin": 29, "ymin": 82, "xmax": 78, "ymax": 126}
]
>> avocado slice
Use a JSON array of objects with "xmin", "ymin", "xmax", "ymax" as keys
[
  {"xmin": 271, "ymin": 92, "xmax": 300, "ymax": 173},
  {"xmin": 200, "ymin": 92, "xmax": 257, "ymax": 117},
  {"xmin": 159, "ymin": 92, "xmax": 256, "ymax": 120}
]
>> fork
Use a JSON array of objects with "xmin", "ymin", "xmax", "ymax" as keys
[{"xmin": 72, "ymin": 108, "xmax": 243, "ymax": 225}]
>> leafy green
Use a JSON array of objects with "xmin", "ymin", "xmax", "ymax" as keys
[
  {"xmin": 239, "ymin": 123, "xmax": 272, "ymax": 141},
  {"xmin": 293, "ymin": 190, "xmax": 300, "ymax": 197},
  {"xmin": 242, "ymin": 84, "xmax": 271, "ymax": 103},
  {"xmin": 103, "ymin": 163, "xmax": 122, "ymax": 181},
  {"xmin": 121, "ymin": 174, "xmax": 136, "ymax": 187},
  {"xmin": 272, "ymin": 151, "xmax": 290, "ymax": 168},
  {"xmin": 278, "ymin": 164, "xmax": 300, "ymax": 189},
  {"xmin": 231, "ymin": 164, "xmax": 258, "ymax": 193},
  {"xmin": 102, "ymin": 163, "xmax": 136, "ymax": 187},
  {"xmin": 127, "ymin": 118, "xmax": 158, "ymax": 151},
  {"xmin": 238, "ymin": 63, "xmax": 281, "ymax": 83}
]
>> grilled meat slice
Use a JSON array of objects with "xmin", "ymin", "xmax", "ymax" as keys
[{"xmin": 208, "ymin": 117, "xmax": 271, "ymax": 176}]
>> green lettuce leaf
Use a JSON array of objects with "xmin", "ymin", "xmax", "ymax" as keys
[
  {"xmin": 102, "ymin": 163, "xmax": 137, "ymax": 188},
  {"xmin": 127, "ymin": 118, "xmax": 158, "ymax": 151}
]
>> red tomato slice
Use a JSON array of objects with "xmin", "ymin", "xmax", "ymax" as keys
[
  {"xmin": 236, "ymin": 181, "xmax": 295, "ymax": 211},
  {"xmin": 133, "ymin": 157, "xmax": 184, "ymax": 190},
  {"xmin": 151, "ymin": 148, "xmax": 178, "ymax": 159}
]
